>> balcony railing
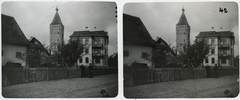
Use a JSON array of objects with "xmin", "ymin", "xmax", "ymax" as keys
[
  {"xmin": 218, "ymin": 44, "xmax": 229, "ymax": 48},
  {"xmin": 219, "ymin": 53, "xmax": 229, "ymax": 57},
  {"xmin": 93, "ymin": 53, "xmax": 103, "ymax": 56},
  {"xmin": 92, "ymin": 44, "xmax": 103, "ymax": 47}
]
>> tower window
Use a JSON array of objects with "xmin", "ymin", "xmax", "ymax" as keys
[{"xmin": 211, "ymin": 58, "xmax": 215, "ymax": 64}]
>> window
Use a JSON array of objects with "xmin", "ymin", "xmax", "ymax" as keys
[
  {"xmin": 85, "ymin": 38, "xmax": 89, "ymax": 44},
  {"xmin": 204, "ymin": 38, "xmax": 208, "ymax": 44},
  {"xmin": 211, "ymin": 58, "xmax": 215, "ymax": 64},
  {"xmin": 94, "ymin": 49, "xmax": 101, "ymax": 54},
  {"xmin": 222, "ymin": 58, "xmax": 226, "ymax": 64},
  {"xmin": 142, "ymin": 52, "xmax": 148, "ymax": 59},
  {"xmin": 79, "ymin": 58, "xmax": 82, "ymax": 63},
  {"xmin": 211, "ymin": 48, "xmax": 215, "ymax": 54},
  {"xmin": 57, "ymin": 39, "xmax": 59, "ymax": 42},
  {"xmin": 223, "ymin": 49, "xmax": 227, "ymax": 54},
  {"xmin": 85, "ymin": 48, "xmax": 89, "ymax": 54},
  {"xmin": 85, "ymin": 57, "xmax": 89, "ymax": 63},
  {"xmin": 16, "ymin": 52, "xmax": 22, "ymax": 58},
  {"xmin": 96, "ymin": 57, "xmax": 100, "ymax": 64},
  {"xmin": 124, "ymin": 51, "xmax": 129, "ymax": 57},
  {"xmin": 205, "ymin": 58, "xmax": 209, "ymax": 63},
  {"xmin": 94, "ymin": 37, "xmax": 101, "ymax": 44},
  {"xmin": 79, "ymin": 38, "xmax": 83, "ymax": 44},
  {"xmin": 211, "ymin": 39, "xmax": 215, "ymax": 44}
]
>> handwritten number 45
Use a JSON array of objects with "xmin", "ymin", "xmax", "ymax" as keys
[{"xmin": 219, "ymin": 7, "xmax": 228, "ymax": 13}]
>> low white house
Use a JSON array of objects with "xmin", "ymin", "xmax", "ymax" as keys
[
  {"xmin": 2, "ymin": 14, "xmax": 30, "ymax": 67},
  {"xmin": 123, "ymin": 14, "xmax": 155, "ymax": 68}
]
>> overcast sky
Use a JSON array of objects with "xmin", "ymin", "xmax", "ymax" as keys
[
  {"xmin": 2, "ymin": 2, "xmax": 117, "ymax": 56},
  {"xmin": 124, "ymin": 2, "xmax": 239, "ymax": 56}
]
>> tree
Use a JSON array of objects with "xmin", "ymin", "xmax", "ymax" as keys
[
  {"xmin": 26, "ymin": 44, "xmax": 42, "ymax": 67},
  {"xmin": 108, "ymin": 53, "xmax": 118, "ymax": 68},
  {"xmin": 152, "ymin": 47, "xmax": 167, "ymax": 68},
  {"xmin": 234, "ymin": 55, "xmax": 239, "ymax": 68},
  {"xmin": 53, "ymin": 39, "xmax": 84, "ymax": 67},
  {"xmin": 179, "ymin": 40, "xmax": 210, "ymax": 68},
  {"xmin": 152, "ymin": 37, "xmax": 177, "ymax": 68}
]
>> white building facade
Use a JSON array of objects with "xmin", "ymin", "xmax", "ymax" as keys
[
  {"xmin": 196, "ymin": 31, "xmax": 235, "ymax": 67},
  {"xmin": 124, "ymin": 45, "xmax": 152, "ymax": 67},
  {"xmin": 70, "ymin": 31, "xmax": 109, "ymax": 67},
  {"xmin": 123, "ymin": 14, "xmax": 155, "ymax": 68},
  {"xmin": 2, "ymin": 14, "xmax": 30, "ymax": 67}
]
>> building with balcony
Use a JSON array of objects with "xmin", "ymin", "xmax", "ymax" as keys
[
  {"xmin": 196, "ymin": 31, "xmax": 235, "ymax": 67},
  {"xmin": 69, "ymin": 30, "xmax": 109, "ymax": 67}
]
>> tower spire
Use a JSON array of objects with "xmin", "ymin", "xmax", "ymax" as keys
[
  {"xmin": 56, "ymin": 6, "xmax": 59, "ymax": 12},
  {"xmin": 182, "ymin": 6, "xmax": 185, "ymax": 12}
]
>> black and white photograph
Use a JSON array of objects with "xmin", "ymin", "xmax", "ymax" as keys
[
  {"xmin": 123, "ymin": 2, "xmax": 239, "ymax": 98},
  {"xmin": 2, "ymin": 1, "xmax": 118, "ymax": 98}
]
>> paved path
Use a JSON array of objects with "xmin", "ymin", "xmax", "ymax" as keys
[
  {"xmin": 2, "ymin": 74, "xmax": 118, "ymax": 98},
  {"xmin": 124, "ymin": 75, "xmax": 239, "ymax": 98}
]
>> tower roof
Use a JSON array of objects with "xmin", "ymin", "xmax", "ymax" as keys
[
  {"xmin": 177, "ymin": 8, "xmax": 189, "ymax": 26},
  {"xmin": 50, "ymin": 7, "xmax": 63, "ymax": 25}
]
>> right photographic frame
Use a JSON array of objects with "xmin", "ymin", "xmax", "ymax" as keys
[{"xmin": 123, "ymin": 2, "xmax": 239, "ymax": 98}]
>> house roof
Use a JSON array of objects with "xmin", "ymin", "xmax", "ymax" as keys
[
  {"xmin": 2, "ymin": 14, "xmax": 30, "ymax": 46},
  {"xmin": 176, "ymin": 8, "xmax": 189, "ymax": 26},
  {"xmin": 196, "ymin": 31, "xmax": 234, "ymax": 38},
  {"xmin": 155, "ymin": 38, "xmax": 177, "ymax": 56},
  {"xmin": 29, "ymin": 37, "xmax": 51, "ymax": 56},
  {"xmin": 123, "ymin": 13, "xmax": 155, "ymax": 46},
  {"xmin": 70, "ymin": 30, "xmax": 108, "ymax": 37},
  {"xmin": 50, "ymin": 7, "xmax": 63, "ymax": 25}
]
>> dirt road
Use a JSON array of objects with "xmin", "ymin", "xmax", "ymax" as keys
[
  {"xmin": 2, "ymin": 74, "xmax": 118, "ymax": 98},
  {"xmin": 124, "ymin": 75, "xmax": 239, "ymax": 98}
]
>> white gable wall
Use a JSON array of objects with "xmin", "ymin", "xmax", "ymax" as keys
[
  {"xmin": 124, "ymin": 45, "xmax": 152, "ymax": 67},
  {"xmin": 2, "ymin": 44, "xmax": 27, "ymax": 67}
]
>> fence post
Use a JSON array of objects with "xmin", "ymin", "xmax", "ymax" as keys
[{"xmin": 46, "ymin": 68, "xmax": 49, "ymax": 81}]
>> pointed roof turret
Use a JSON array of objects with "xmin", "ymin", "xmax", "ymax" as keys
[
  {"xmin": 177, "ymin": 7, "xmax": 189, "ymax": 26},
  {"xmin": 50, "ymin": 7, "xmax": 63, "ymax": 25}
]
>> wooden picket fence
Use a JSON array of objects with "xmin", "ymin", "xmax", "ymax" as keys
[
  {"xmin": 124, "ymin": 67, "xmax": 239, "ymax": 87},
  {"xmin": 2, "ymin": 67, "xmax": 117, "ymax": 86}
]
